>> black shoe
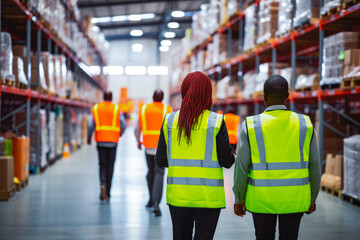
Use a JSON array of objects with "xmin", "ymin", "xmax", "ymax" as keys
[
  {"xmin": 153, "ymin": 205, "xmax": 161, "ymax": 217},
  {"xmin": 146, "ymin": 201, "xmax": 154, "ymax": 210}
]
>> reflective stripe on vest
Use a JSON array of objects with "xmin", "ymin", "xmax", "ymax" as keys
[
  {"xmin": 164, "ymin": 110, "xmax": 225, "ymax": 208},
  {"xmin": 246, "ymin": 110, "xmax": 313, "ymax": 214}
]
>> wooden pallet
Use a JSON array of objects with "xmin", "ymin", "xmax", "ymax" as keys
[
  {"xmin": 0, "ymin": 185, "xmax": 16, "ymax": 201},
  {"xmin": 15, "ymin": 178, "xmax": 29, "ymax": 191},
  {"xmin": 0, "ymin": 78, "xmax": 15, "ymax": 87},
  {"xmin": 276, "ymin": 30, "xmax": 291, "ymax": 39},
  {"xmin": 342, "ymin": 76, "xmax": 360, "ymax": 89},
  {"xmin": 295, "ymin": 86, "xmax": 318, "ymax": 92},
  {"xmin": 343, "ymin": 0, "xmax": 360, "ymax": 9},
  {"xmin": 342, "ymin": 193, "xmax": 360, "ymax": 206},
  {"xmin": 322, "ymin": 5, "xmax": 342, "ymax": 18},
  {"xmin": 257, "ymin": 38, "xmax": 275, "ymax": 48},
  {"xmin": 293, "ymin": 18, "xmax": 319, "ymax": 31},
  {"xmin": 253, "ymin": 91, "xmax": 263, "ymax": 98},
  {"xmin": 321, "ymin": 185, "xmax": 342, "ymax": 198}
]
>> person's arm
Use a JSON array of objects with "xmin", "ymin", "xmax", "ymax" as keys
[
  {"xmin": 155, "ymin": 122, "xmax": 168, "ymax": 168},
  {"xmin": 308, "ymin": 131, "xmax": 321, "ymax": 210},
  {"xmin": 216, "ymin": 119, "xmax": 235, "ymax": 168},
  {"xmin": 233, "ymin": 121, "xmax": 252, "ymax": 204},
  {"xmin": 87, "ymin": 115, "xmax": 95, "ymax": 145},
  {"xmin": 135, "ymin": 121, "xmax": 142, "ymax": 149},
  {"xmin": 119, "ymin": 113, "xmax": 127, "ymax": 137}
]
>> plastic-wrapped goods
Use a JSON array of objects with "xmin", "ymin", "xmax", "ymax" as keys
[
  {"xmin": 228, "ymin": 0, "xmax": 238, "ymax": 17},
  {"xmin": 322, "ymin": 32, "xmax": 360, "ymax": 87},
  {"xmin": 293, "ymin": 0, "xmax": 320, "ymax": 29},
  {"xmin": 212, "ymin": 33, "xmax": 228, "ymax": 66},
  {"xmin": 220, "ymin": 0, "xmax": 228, "ymax": 24},
  {"xmin": 343, "ymin": 135, "xmax": 360, "ymax": 199},
  {"xmin": 40, "ymin": 109, "xmax": 48, "ymax": 168},
  {"xmin": 41, "ymin": 52, "xmax": 55, "ymax": 94},
  {"xmin": 49, "ymin": 111, "xmax": 56, "ymax": 160},
  {"xmin": 243, "ymin": 5, "xmax": 256, "ymax": 51},
  {"xmin": 321, "ymin": 0, "xmax": 341, "ymax": 15},
  {"xmin": 30, "ymin": 53, "xmax": 48, "ymax": 91},
  {"xmin": 276, "ymin": 0, "xmax": 292, "ymax": 36},
  {"xmin": 208, "ymin": 0, "xmax": 220, "ymax": 35},
  {"xmin": 243, "ymin": 70, "xmax": 257, "ymax": 99},
  {"xmin": 294, "ymin": 74, "xmax": 319, "ymax": 90},
  {"xmin": 56, "ymin": 110, "xmax": 64, "ymax": 156},
  {"xmin": 1, "ymin": 32, "xmax": 15, "ymax": 82},
  {"xmin": 216, "ymin": 76, "xmax": 230, "ymax": 100},
  {"xmin": 257, "ymin": 0, "xmax": 279, "ymax": 45},
  {"xmin": 13, "ymin": 57, "xmax": 28, "ymax": 87},
  {"xmin": 205, "ymin": 43, "xmax": 214, "ymax": 70}
]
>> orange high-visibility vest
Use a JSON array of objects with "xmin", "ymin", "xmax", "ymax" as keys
[
  {"xmin": 92, "ymin": 101, "xmax": 121, "ymax": 143},
  {"xmin": 224, "ymin": 113, "xmax": 240, "ymax": 144},
  {"xmin": 139, "ymin": 102, "xmax": 172, "ymax": 149}
]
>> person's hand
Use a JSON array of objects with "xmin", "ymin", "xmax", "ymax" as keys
[
  {"xmin": 234, "ymin": 203, "xmax": 246, "ymax": 217},
  {"xmin": 87, "ymin": 137, "xmax": 91, "ymax": 145},
  {"xmin": 137, "ymin": 142, "xmax": 142, "ymax": 150},
  {"xmin": 306, "ymin": 203, "xmax": 316, "ymax": 215}
]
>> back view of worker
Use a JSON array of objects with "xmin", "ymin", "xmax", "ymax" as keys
[
  {"xmin": 88, "ymin": 91, "xmax": 127, "ymax": 201},
  {"xmin": 135, "ymin": 89, "xmax": 172, "ymax": 216},
  {"xmin": 155, "ymin": 72, "xmax": 234, "ymax": 240},
  {"xmin": 224, "ymin": 106, "xmax": 240, "ymax": 151},
  {"xmin": 233, "ymin": 75, "xmax": 321, "ymax": 240}
]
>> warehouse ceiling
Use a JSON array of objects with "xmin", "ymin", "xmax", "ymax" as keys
[{"xmin": 78, "ymin": 0, "xmax": 208, "ymax": 41}]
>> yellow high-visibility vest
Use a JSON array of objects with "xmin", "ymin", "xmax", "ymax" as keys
[
  {"xmin": 163, "ymin": 110, "xmax": 226, "ymax": 208},
  {"xmin": 246, "ymin": 110, "xmax": 313, "ymax": 214}
]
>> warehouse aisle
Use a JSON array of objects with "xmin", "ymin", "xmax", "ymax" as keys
[{"xmin": 1, "ymin": 127, "xmax": 360, "ymax": 240}]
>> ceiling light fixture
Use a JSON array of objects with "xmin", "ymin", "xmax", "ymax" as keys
[
  {"xmin": 159, "ymin": 46, "xmax": 170, "ymax": 52},
  {"xmin": 171, "ymin": 11, "xmax": 185, "ymax": 18},
  {"xmin": 167, "ymin": 22, "xmax": 180, "ymax": 29},
  {"xmin": 148, "ymin": 66, "xmax": 168, "ymax": 75},
  {"xmin": 164, "ymin": 31, "xmax": 176, "ymax": 38},
  {"xmin": 125, "ymin": 66, "xmax": 147, "ymax": 75},
  {"xmin": 132, "ymin": 43, "xmax": 143, "ymax": 52},
  {"xmin": 160, "ymin": 40, "xmax": 172, "ymax": 47},
  {"xmin": 103, "ymin": 66, "xmax": 124, "ymax": 75},
  {"xmin": 128, "ymin": 14, "xmax": 142, "ymax": 21},
  {"xmin": 130, "ymin": 29, "xmax": 143, "ymax": 37}
]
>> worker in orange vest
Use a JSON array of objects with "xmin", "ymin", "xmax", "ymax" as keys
[
  {"xmin": 87, "ymin": 91, "xmax": 127, "ymax": 201},
  {"xmin": 135, "ymin": 89, "xmax": 172, "ymax": 217},
  {"xmin": 224, "ymin": 106, "xmax": 241, "ymax": 152}
]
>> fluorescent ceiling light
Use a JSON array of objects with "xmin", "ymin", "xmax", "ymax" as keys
[
  {"xmin": 91, "ymin": 17, "xmax": 112, "ymax": 24},
  {"xmin": 171, "ymin": 11, "xmax": 185, "ymax": 18},
  {"xmin": 89, "ymin": 66, "xmax": 101, "ymax": 75},
  {"xmin": 160, "ymin": 40, "xmax": 172, "ymax": 47},
  {"xmin": 164, "ymin": 31, "xmax": 176, "ymax": 38},
  {"xmin": 129, "ymin": 14, "xmax": 142, "ymax": 21},
  {"xmin": 148, "ymin": 66, "xmax": 168, "ymax": 76},
  {"xmin": 141, "ymin": 13, "xmax": 156, "ymax": 19},
  {"xmin": 103, "ymin": 66, "xmax": 124, "ymax": 75},
  {"xmin": 132, "ymin": 43, "xmax": 143, "ymax": 52},
  {"xmin": 130, "ymin": 29, "xmax": 143, "ymax": 37},
  {"xmin": 112, "ymin": 15, "xmax": 127, "ymax": 22},
  {"xmin": 167, "ymin": 22, "xmax": 179, "ymax": 29},
  {"xmin": 159, "ymin": 46, "xmax": 169, "ymax": 52},
  {"xmin": 125, "ymin": 66, "xmax": 146, "ymax": 75}
]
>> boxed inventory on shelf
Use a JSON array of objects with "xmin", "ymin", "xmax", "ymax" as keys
[
  {"xmin": 0, "ymin": 156, "xmax": 15, "ymax": 200},
  {"xmin": 243, "ymin": 4, "xmax": 256, "ymax": 51},
  {"xmin": 321, "ymin": 154, "xmax": 343, "ymax": 190},
  {"xmin": 276, "ymin": 0, "xmax": 293, "ymax": 37},
  {"xmin": 1, "ymin": 32, "xmax": 15, "ymax": 83},
  {"xmin": 292, "ymin": 0, "xmax": 320, "ymax": 29},
  {"xmin": 257, "ymin": 0, "xmax": 279, "ymax": 45},
  {"xmin": 321, "ymin": 0, "xmax": 342, "ymax": 15},
  {"xmin": 343, "ymin": 135, "xmax": 360, "ymax": 199}
]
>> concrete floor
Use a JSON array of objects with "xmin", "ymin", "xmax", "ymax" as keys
[{"xmin": 1, "ymin": 127, "xmax": 360, "ymax": 240}]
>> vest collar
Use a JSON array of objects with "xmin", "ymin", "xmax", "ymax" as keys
[{"xmin": 264, "ymin": 105, "xmax": 287, "ymax": 112}]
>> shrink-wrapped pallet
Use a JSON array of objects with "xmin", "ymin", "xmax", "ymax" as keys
[
  {"xmin": 257, "ymin": 0, "xmax": 279, "ymax": 45},
  {"xmin": 243, "ymin": 70, "xmax": 257, "ymax": 99},
  {"xmin": 321, "ymin": 0, "xmax": 341, "ymax": 15},
  {"xmin": 276, "ymin": 0, "xmax": 292, "ymax": 37},
  {"xmin": 292, "ymin": 0, "xmax": 320, "ymax": 29},
  {"xmin": 49, "ymin": 111, "xmax": 56, "ymax": 160},
  {"xmin": 208, "ymin": 0, "xmax": 220, "ymax": 35},
  {"xmin": 212, "ymin": 33, "xmax": 228, "ymax": 66},
  {"xmin": 41, "ymin": 52, "xmax": 55, "ymax": 94},
  {"xmin": 343, "ymin": 135, "xmax": 360, "ymax": 200},
  {"xmin": 243, "ymin": 5, "xmax": 256, "ymax": 51},
  {"xmin": 294, "ymin": 74, "xmax": 319, "ymax": 91},
  {"xmin": 13, "ymin": 57, "xmax": 28, "ymax": 87},
  {"xmin": 228, "ymin": 0, "xmax": 238, "ymax": 17},
  {"xmin": 30, "ymin": 53, "xmax": 48, "ymax": 92},
  {"xmin": 1, "ymin": 32, "xmax": 15, "ymax": 83}
]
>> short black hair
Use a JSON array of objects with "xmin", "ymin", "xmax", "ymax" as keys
[
  {"xmin": 263, "ymin": 75, "xmax": 289, "ymax": 102},
  {"xmin": 153, "ymin": 89, "xmax": 164, "ymax": 102},
  {"xmin": 103, "ymin": 91, "xmax": 112, "ymax": 101},
  {"xmin": 226, "ymin": 105, "xmax": 237, "ymax": 115}
]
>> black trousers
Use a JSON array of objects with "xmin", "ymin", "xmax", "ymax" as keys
[
  {"xmin": 169, "ymin": 205, "xmax": 221, "ymax": 240},
  {"xmin": 145, "ymin": 153, "xmax": 164, "ymax": 207},
  {"xmin": 252, "ymin": 212, "xmax": 304, "ymax": 240},
  {"xmin": 97, "ymin": 146, "xmax": 117, "ymax": 197},
  {"xmin": 230, "ymin": 144, "xmax": 237, "ymax": 152}
]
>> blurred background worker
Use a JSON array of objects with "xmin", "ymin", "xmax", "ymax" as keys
[
  {"xmin": 88, "ymin": 91, "xmax": 127, "ymax": 201},
  {"xmin": 155, "ymin": 72, "xmax": 234, "ymax": 240},
  {"xmin": 233, "ymin": 75, "xmax": 321, "ymax": 240},
  {"xmin": 135, "ymin": 89, "xmax": 172, "ymax": 217},
  {"xmin": 224, "ymin": 106, "xmax": 241, "ymax": 152}
]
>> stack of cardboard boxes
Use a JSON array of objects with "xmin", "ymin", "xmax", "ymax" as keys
[
  {"xmin": 343, "ymin": 135, "xmax": 360, "ymax": 199},
  {"xmin": 257, "ymin": 0, "xmax": 279, "ymax": 45},
  {"xmin": 321, "ymin": 154, "xmax": 343, "ymax": 191}
]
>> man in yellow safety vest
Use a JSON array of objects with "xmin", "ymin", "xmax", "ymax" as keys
[{"xmin": 233, "ymin": 75, "xmax": 321, "ymax": 240}]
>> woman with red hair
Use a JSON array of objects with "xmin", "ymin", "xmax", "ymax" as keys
[{"xmin": 155, "ymin": 71, "xmax": 235, "ymax": 240}]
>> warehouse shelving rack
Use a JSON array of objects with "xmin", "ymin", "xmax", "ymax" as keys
[
  {"xmin": 171, "ymin": 0, "xmax": 360, "ymax": 172},
  {"xmin": 0, "ymin": 0, "xmax": 107, "ymax": 172}
]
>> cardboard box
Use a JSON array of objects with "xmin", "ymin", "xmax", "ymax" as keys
[
  {"xmin": 344, "ymin": 49, "xmax": 360, "ymax": 66},
  {"xmin": 0, "ymin": 156, "xmax": 15, "ymax": 200},
  {"xmin": 12, "ymin": 137, "xmax": 30, "ymax": 182},
  {"xmin": 321, "ymin": 173, "xmax": 342, "ymax": 190}
]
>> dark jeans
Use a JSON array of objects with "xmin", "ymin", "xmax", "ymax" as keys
[
  {"xmin": 97, "ymin": 146, "xmax": 117, "ymax": 197},
  {"xmin": 252, "ymin": 212, "xmax": 304, "ymax": 240},
  {"xmin": 169, "ymin": 205, "xmax": 221, "ymax": 240},
  {"xmin": 230, "ymin": 144, "xmax": 237, "ymax": 152},
  {"xmin": 145, "ymin": 153, "xmax": 164, "ymax": 207}
]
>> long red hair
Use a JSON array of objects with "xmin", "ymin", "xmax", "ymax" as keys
[{"xmin": 178, "ymin": 71, "xmax": 212, "ymax": 144}]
